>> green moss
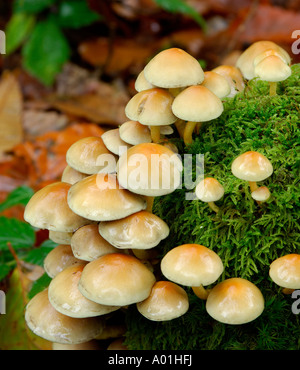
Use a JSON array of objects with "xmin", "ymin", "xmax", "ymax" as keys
[{"xmin": 124, "ymin": 64, "xmax": 300, "ymax": 350}]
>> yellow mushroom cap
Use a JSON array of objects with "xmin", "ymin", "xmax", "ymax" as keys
[
  {"xmin": 49, "ymin": 230, "xmax": 73, "ymax": 245},
  {"xmin": 161, "ymin": 244, "xmax": 224, "ymax": 287},
  {"xmin": 44, "ymin": 244, "xmax": 85, "ymax": 278},
  {"xmin": 143, "ymin": 48, "xmax": 204, "ymax": 88},
  {"xmin": 236, "ymin": 40, "xmax": 291, "ymax": 80},
  {"xmin": 206, "ymin": 278, "xmax": 264, "ymax": 325},
  {"xmin": 137, "ymin": 281, "xmax": 189, "ymax": 321},
  {"xmin": 78, "ymin": 253, "xmax": 156, "ymax": 306},
  {"xmin": 101, "ymin": 128, "xmax": 132, "ymax": 156},
  {"xmin": 251, "ymin": 186, "xmax": 271, "ymax": 202},
  {"xmin": 201, "ymin": 71, "xmax": 231, "ymax": 99},
  {"xmin": 125, "ymin": 88, "xmax": 177, "ymax": 127},
  {"xmin": 117, "ymin": 143, "xmax": 182, "ymax": 197},
  {"xmin": 24, "ymin": 182, "xmax": 89, "ymax": 232},
  {"xmin": 195, "ymin": 177, "xmax": 224, "ymax": 202},
  {"xmin": 25, "ymin": 289, "xmax": 105, "ymax": 344},
  {"xmin": 231, "ymin": 151, "xmax": 273, "ymax": 182},
  {"xmin": 172, "ymin": 85, "xmax": 224, "ymax": 123},
  {"xmin": 48, "ymin": 264, "xmax": 120, "ymax": 318},
  {"xmin": 119, "ymin": 120, "xmax": 151, "ymax": 145},
  {"xmin": 211, "ymin": 65, "xmax": 245, "ymax": 95},
  {"xmin": 98, "ymin": 210, "xmax": 169, "ymax": 250},
  {"xmin": 135, "ymin": 70, "xmax": 155, "ymax": 92},
  {"xmin": 61, "ymin": 165, "xmax": 88, "ymax": 185},
  {"xmin": 71, "ymin": 224, "xmax": 120, "ymax": 261},
  {"xmin": 66, "ymin": 136, "xmax": 116, "ymax": 175},
  {"xmin": 269, "ymin": 254, "xmax": 300, "ymax": 289},
  {"xmin": 254, "ymin": 55, "xmax": 291, "ymax": 82},
  {"xmin": 67, "ymin": 173, "xmax": 147, "ymax": 221}
]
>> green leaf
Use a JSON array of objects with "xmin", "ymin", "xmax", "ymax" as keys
[
  {"xmin": 24, "ymin": 239, "xmax": 57, "ymax": 267},
  {"xmin": 154, "ymin": 0, "xmax": 206, "ymax": 30},
  {"xmin": 13, "ymin": 0, "xmax": 57, "ymax": 14},
  {"xmin": 0, "ymin": 217, "xmax": 35, "ymax": 251},
  {"xmin": 0, "ymin": 186, "xmax": 34, "ymax": 213},
  {"xmin": 5, "ymin": 13, "xmax": 35, "ymax": 55},
  {"xmin": 22, "ymin": 18, "xmax": 71, "ymax": 86},
  {"xmin": 28, "ymin": 272, "xmax": 52, "ymax": 299},
  {"xmin": 58, "ymin": 0, "xmax": 101, "ymax": 29}
]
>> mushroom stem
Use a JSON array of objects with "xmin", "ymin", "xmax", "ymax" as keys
[
  {"xmin": 150, "ymin": 126, "xmax": 161, "ymax": 143},
  {"xmin": 269, "ymin": 81, "xmax": 277, "ymax": 96},
  {"xmin": 248, "ymin": 181, "xmax": 258, "ymax": 193},
  {"xmin": 195, "ymin": 122, "xmax": 203, "ymax": 134},
  {"xmin": 174, "ymin": 119, "xmax": 185, "ymax": 138},
  {"xmin": 183, "ymin": 121, "xmax": 197, "ymax": 145},
  {"xmin": 145, "ymin": 196, "xmax": 155, "ymax": 213},
  {"xmin": 169, "ymin": 87, "xmax": 182, "ymax": 97},
  {"xmin": 208, "ymin": 201, "xmax": 220, "ymax": 213},
  {"xmin": 192, "ymin": 285, "xmax": 210, "ymax": 300}
]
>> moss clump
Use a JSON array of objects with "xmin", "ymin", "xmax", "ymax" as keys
[{"xmin": 124, "ymin": 64, "xmax": 300, "ymax": 350}]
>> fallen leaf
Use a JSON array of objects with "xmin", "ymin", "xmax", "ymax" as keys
[{"xmin": 0, "ymin": 71, "xmax": 23, "ymax": 154}]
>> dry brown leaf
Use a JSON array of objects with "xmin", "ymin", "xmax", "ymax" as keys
[{"xmin": 0, "ymin": 71, "xmax": 23, "ymax": 154}]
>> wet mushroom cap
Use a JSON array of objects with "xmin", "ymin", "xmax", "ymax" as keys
[
  {"xmin": 143, "ymin": 47, "xmax": 205, "ymax": 88},
  {"xmin": 66, "ymin": 136, "xmax": 116, "ymax": 175},
  {"xmin": 78, "ymin": 253, "xmax": 156, "ymax": 306},
  {"xmin": 44, "ymin": 244, "xmax": 85, "ymax": 278},
  {"xmin": 48, "ymin": 264, "xmax": 120, "ymax": 318},
  {"xmin": 206, "ymin": 278, "xmax": 265, "ymax": 325},
  {"xmin": 269, "ymin": 254, "xmax": 300, "ymax": 289},
  {"xmin": 71, "ymin": 224, "xmax": 120, "ymax": 261},
  {"xmin": 254, "ymin": 55, "xmax": 291, "ymax": 82},
  {"xmin": 98, "ymin": 210, "xmax": 169, "ymax": 250},
  {"xmin": 117, "ymin": 143, "xmax": 182, "ymax": 197},
  {"xmin": 24, "ymin": 182, "xmax": 89, "ymax": 232},
  {"xmin": 231, "ymin": 151, "xmax": 273, "ymax": 182},
  {"xmin": 125, "ymin": 88, "xmax": 177, "ymax": 127},
  {"xmin": 25, "ymin": 289, "xmax": 105, "ymax": 344},
  {"xmin": 119, "ymin": 120, "xmax": 151, "ymax": 145},
  {"xmin": 67, "ymin": 173, "xmax": 147, "ymax": 221},
  {"xmin": 172, "ymin": 85, "xmax": 224, "ymax": 123},
  {"xmin": 251, "ymin": 186, "xmax": 271, "ymax": 202},
  {"xmin": 195, "ymin": 177, "xmax": 224, "ymax": 202},
  {"xmin": 137, "ymin": 281, "xmax": 189, "ymax": 321},
  {"xmin": 161, "ymin": 244, "xmax": 224, "ymax": 286}
]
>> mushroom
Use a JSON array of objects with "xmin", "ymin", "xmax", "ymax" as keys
[
  {"xmin": 251, "ymin": 186, "xmax": 271, "ymax": 203},
  {"xmin": 44, "ymin": 244, "xmax": 85, "ymax": 278},
  {"xmin": 67, "ymin": 173, "xmax": 147, "ymax": 222},
  {"xmin": 25, "ymin": 289, "xmax": 105, "ymax": 344},
  {"xmin": 205, "ymin": 277, "xmax": 265, "ymax": 325},
  {"xmin": 119, "ymin": 120, "xmax": 151, "ymax": 145},
  {"xmin": 143, "ymin": 48, "xmax": 204, "ymax": 97},
  {"xmin": 195, "ymin": 177, "xmax": 224, "ymax": 213},
  {"xmin": 135, "ymin": 69, "xmax": 155, "ymax": 92},
  {"xmin": 66, "ymin": 136, "xmax": 117, "ymax": 175},
  {"xmin": 49, "ymin": 230, "xmax": 73, "ymax": 245},
  {"xmin": 48, "ymin": 264, "xmax": 121, "ymax": 318},
  {"xmin": 136, "ymin": 281, "xmax": 189, "ymax": 321},
  {"xmin": 61, "ymin": 165, "xmax": 88, "ymax": 185},
  {"xmin": 235, "ymin": 40, "xmax": 291, "ymax": 80},
  {"xmin": 269, "ymin": 254, "xmax": 300, "ymax": 294},
  {"xmin": 125, "ymin": 87, "xmax": 177, "ymax": 143},
  {"xmin": 231, "ymin": 151, "xmax": 273, "ymax": 199},
  {"xmin": 201, "ymin": 71, "xmax": 231, "ymax": 99},
  {"xmin": 211, "ymin": 65, "xmax": 245, "ymax": 97},
  {"xmin": 71, "ymin": 224, "xmax": 120, "ymax": 261},
  {"xmin": 117, "ymin": 142, "xmax": 182, "ymax": 212},
  {"xmin": 24, "ymin": 182, "xmax": 90, "ymax": 232},
  {"xmin": 78, "ymin": 253, "xmax": 156, "ymax": 306},
  {"xmin": 171, "ymin": 85, "xmax": 223, "ymax": 145},
  {"xmin": 161, "ymin": 244, "xmax": 224, "ymax": 300},
  {"xmin": 98, "ymin": 210, "xmax": 169, "ymax": 250},
  {"xmin": 101, "ymin": 128, "xmax": 132, "ymax": 156}
]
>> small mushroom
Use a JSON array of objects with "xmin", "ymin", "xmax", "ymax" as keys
[
  {"xmin": 161, "ymin": 244, "xmax": 224, "ymax": 300},
  {"xmin": 195, "ymin": 177, "xmax": 224, "ymax": 213},
  {"xmin": 48, "ymin": 264, "xmax": 121, "ymax": 318},
  {"xmin": 201, "ymin": 71, "xmax": 231, "ymax": 99},
  {"xmin": 78, "ymin": 253, "xmax": 156, "ymax": 306},
  {"xmin": 211, "ymin": 65, "xmax": 245, "ymax": 97},
  {"xmin": 25, "ymin": 289, "xmax": 105, "ymax": 344},
  {"xmin": 101, "ymin": 128, "xmax": 132, "ymax": 156},
  {"xmin": 61, "ymin": 165, "xmax": 88, "ymax": 185},
  {"xmin": 269, "ymin": 254, "xmax": 300, "ymax": 294},
  {"xmin": 71, "ymin": 224, "xmax": 120, "ymax": 261},
  {"xmin": 231, "ymin": 151, "xmax": 273, "ymax": 200},
  {"xmin": 67, "ymin": 173, "xmax": 147, "ymax": 222},
  {"xmin": 136, "ymin": 281, "xmax": 189, "ymax": 321},
  {"xmin": 135, "ymin": 69, "xmax": 155, "ymax": 92},
  {"xmin": 44, "ymin": 244, "xmax": 85, "ymax": 278},
  {"xmin": 119, "ymin": 120, "xmax": 151, "ymax": 145},
  {"xmin": 171, "ymin": 85, "xmax": 223, "ymax": 145},
  {"xmin": 205, "ymin": 278, "xmax": 264, "ymax": 325},
  {"xmin": 49, "ymin": 230, "xmax": 73, "ymax": 245},
  {"xmin": 24, "ymin": 182, "xmax": 90, "ymax": 232},
  {"xmin": 98, "ymin": 210, "xmax": 169, "ymax": 250},
  {"xmin": 251, "ymin": 186, "xmax": 271, "ymax": 203}
]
